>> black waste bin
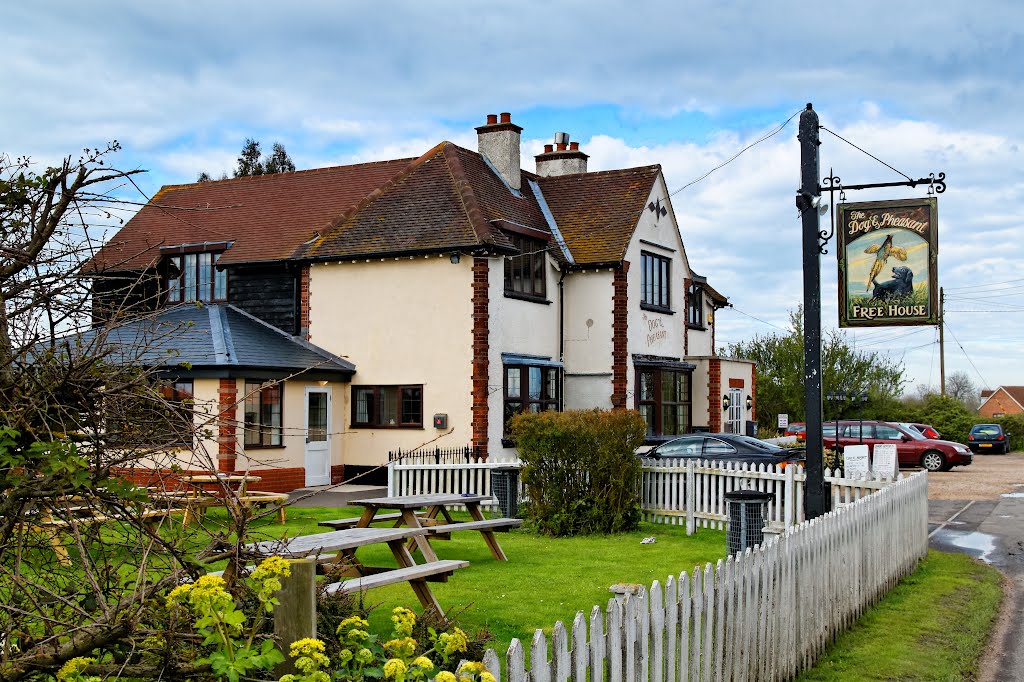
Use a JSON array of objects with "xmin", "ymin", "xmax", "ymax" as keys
[
  {"xmin": 724, "ymin": 489, "xmax": 774, "ymax": 555},
  {"xmin": 745, "ymin": 420, "xmax": 759, "ymax": 437},
  {"xmin": 490, "ymin": 466, "xmax": 520, "ymax": 518}
]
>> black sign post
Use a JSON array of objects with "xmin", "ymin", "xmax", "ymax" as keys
[{"xmin": 796, "ymin": 104, "xmax": 827, "ymax": 520}]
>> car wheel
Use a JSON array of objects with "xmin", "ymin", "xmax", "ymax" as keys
[
  {"xmin": 1004, "ymin": 442, "xmax": 1011, "ymax": 454},
  {"xmin": 921, "ymin": 451, "xmax": 946, "ymax": 472}
]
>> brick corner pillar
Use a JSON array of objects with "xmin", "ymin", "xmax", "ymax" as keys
[
  {"xmin": 750, "ymin": 366, "xmax": 757, "ymax": 422},
  {"xmin": 299, "ymin": 265, "xmax": 311, "ymax": 341},
  {"xmin": 683, "ymin": 276, "xmax": 692, "ymax": 356},
  {"xmin": 471, "ymin": 257, "xmax": 490, "ymax": 461},
  {"xmin": 611, "ymin": 262, "xmax": 630, "ymax": 409},
  {"xmin": 708, "ymin": 358, "xmax": 722, "ymax": 432},
  {"xmin": 217, "ymin": 377, "xmax": 238, "ymax": 472}
]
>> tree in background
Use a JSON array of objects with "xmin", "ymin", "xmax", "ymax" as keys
[
  {"xmin": 723, "ymin": 308, "xmax": 906, "ymax": 429},
  {"xmin": 195, "ymin": 139, "xmax": 296, "ymax": 182},
  {"xmin": 945, "ymin": 369, "xmax": 980, "ymax": 410}
]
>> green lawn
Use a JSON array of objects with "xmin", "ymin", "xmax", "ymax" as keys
[{"xmin": 798, "ymin": 550, "xmax": 1003, "ymax": 681}]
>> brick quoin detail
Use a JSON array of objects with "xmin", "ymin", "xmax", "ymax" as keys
[
  {"xmin": 708, "ymin": 358, "xmax": 722, "ymax": 432},
  {"xmin": 217, "ymin": 378, "xmax": 238, "ymax": 472},
  {"xmin": 299, "ymin": 265, "xmax": 311, "ymax": 340},
  {"xmin": 471, "ymin": 257, "xmax": 490, "ymax": 460},
  {"xmin": 611, "ymin": 263, "xmax": 630, "ymax": 409}
]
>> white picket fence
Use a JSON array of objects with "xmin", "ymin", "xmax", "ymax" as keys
[
  {"xmin": 389, "ymin": 459, "xmax": 896, "ymax": 530},
  {"xmin": 639, "ymin": 459, "xmax": 898, "ymax": 534},
  {"xmin": 480, "ymin": 471, "xmax": 929, "ymax": 682}
]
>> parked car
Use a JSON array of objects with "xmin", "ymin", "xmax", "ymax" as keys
[
  {"xmin": 784, "ymin": 422, "xmax": 806, "ymax": 441},
  {"xmin": 967, "ymin": 424, "xmax": 1012, "ymax": 454},
  {"xmin": 642, "ymin": 433, "xmax": 805, "ymax": 468},
  {"xmin": 820, "ymin": 420, "xmax": 972, "ymax": 472},
  {"xmin": 907, "ymin": 423, "xmax": 941, "ymax": 439}
]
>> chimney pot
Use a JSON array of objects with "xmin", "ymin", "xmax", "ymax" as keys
[
  {"xmin": 556, "ymin": 143, "xmax": 568, "ymax": 151},
  {"xmin": 569, "ymin": 142, "xmax": 579, "ymax": 151},
  {"xmin": 486, "ymin": 114, "xmax": 498, "ymax": 125},
  {"xmin": 499, "ymin": 112, "xmax": 512, "ymax": 123},
  {"xmin": 544, "ymin": 144, "xmax": 554, "ymax": 153}
]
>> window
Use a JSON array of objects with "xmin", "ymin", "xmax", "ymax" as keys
[
  {"xmin": 244, "ymin": 380, "xmax": 283, "ymax": 447},
  {"xmin": 503, "ymin": 363, "xmax": 560, "ymax": 436},
  {"xmin": 874, "ymin": 425, "xmax": 904, "ymax": 441},
  {"xmin": 504, "ymin": 233, "xmax": 547, "ymax": 300},
  {"xmin": 641, "ymin": 252, "xmax": 671, "ymax": 310},
  {"xmin": 109, "ymin": 379, "xmax": 194, "ymax": 448},
  {"xmin": 636, "ymin": 368, "xmax": 692, "ymax": 437},
  {"xmin": 687, "ymin": 283, "xmax": 704, "ymax": 328},
  {"xmin": 165, "ymin": 252, "xmax": 227, "ymax": 303},
  {"xmin": 351, "ymin": 385, "xmax": 423, "ymax": 428}
]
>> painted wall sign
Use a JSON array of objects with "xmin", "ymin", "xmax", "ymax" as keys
[{"xmin": 837, "ymin": 198, "xmax": 939, "ymax": 328}]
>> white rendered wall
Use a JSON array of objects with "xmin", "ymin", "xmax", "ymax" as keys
[
  {"xmin": 309, "ymin": 256, "xmax": 474, "ymax": 467},
  {"xmin": 562, "ymin": 269, "xmax": 614, "ymax": 409}
]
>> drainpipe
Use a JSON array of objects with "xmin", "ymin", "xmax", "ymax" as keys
[{"xmin": 558, "ymin": 268, "xmax": 566, "ymax": 362}]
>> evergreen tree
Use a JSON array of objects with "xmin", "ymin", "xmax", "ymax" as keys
[
  {"xmin": 234, "ymin": 138, "xmax": 264, "ymax": 177},
  {"xmin": 264, "ymin": 142, "xmax": 295, "ymax": 173}
]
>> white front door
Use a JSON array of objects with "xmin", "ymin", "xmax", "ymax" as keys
[{"xmin": 304, "ymin": 387, "xmax": 331, "ymax": 487}]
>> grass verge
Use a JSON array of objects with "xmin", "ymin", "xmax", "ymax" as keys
[{"xmin": 797, "ymin": 550, "xmax": 1003, "ymax": 681}]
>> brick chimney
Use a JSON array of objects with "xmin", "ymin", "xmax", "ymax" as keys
[
  {"xmin": 535, "ymin": 132, "xmax": 589, "ymax": 177},
  {"xmin": 476, "ymin": 112, "xmax": 523, "ymax": 191}
]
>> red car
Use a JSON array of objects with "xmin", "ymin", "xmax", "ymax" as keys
[
  {"xmin": 784, "ymin": 422, "xmax": 806, "ymax": 441},
  {"xmin": 908, "ymin": 423, "xmax": 941, "ymax": 439},
  {"xmin": 822, "ymin": 420, "xmax": 972, "ymax": 472}
]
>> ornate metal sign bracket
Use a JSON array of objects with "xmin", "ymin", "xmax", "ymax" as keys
[{"xmin": 817, "ymin": 170, "xmax": 946, "ymax": 253}]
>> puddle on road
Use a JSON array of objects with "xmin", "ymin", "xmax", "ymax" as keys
[
  {"xmin": 1001, "ymin": 492, "xmax": 1024, "ymax": 499},
  {"xmin": 932, "ymin": 528, "xmax": 997, "ymax": 563}
]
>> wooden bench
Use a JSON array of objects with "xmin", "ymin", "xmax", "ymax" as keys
[
  {"xmin": 423, "ymin": 518, "xmax": 522, "ymax": 537},
  {"xmin": 235, "ymin": 491, "xmax": 289, "ymax": 524},
  {"xmin": 33, "ymin": 508, "xmax": 179, "ymax": 565},
  {"xmin": 323, "ymin": 559, "xmax": 469, "ymax": 594},
  {"xmin": 318, "ymin": 511, "xmax": 425, "ymax": 530}
]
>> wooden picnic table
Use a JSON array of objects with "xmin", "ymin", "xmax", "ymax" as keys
[
  {"xmin": 248, "ymin": 526, "xmax": 467, "ymax": 616},
  {"xmin": 343, "ymin": 493, "xmax": 521, "ymax": 562},
  {"xmin": 159, "ymin": 474, "xmax": 288, "ymax": 524}
]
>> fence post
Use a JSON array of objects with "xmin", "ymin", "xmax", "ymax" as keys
[
  {"xmin": 686, "ymin": 460, "xmax": 695, "ymax": 535},
  {"xmin": 784, "ymin": 464, "xmax": 795, "ymax": 528},
  {"xmin": 274, "ymin": 558, "xmax": 317, "ymax": 675},
  {"xmin": 387, "ymin": 462, "xmax": 396, "ymax": 496}
]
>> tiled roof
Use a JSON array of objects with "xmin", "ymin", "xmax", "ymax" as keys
[
  {"xmin": 300, "ymin": 142, "xmax": 548, "ymax": 260},
  {"xmin": 537, "ymin": 166, "xmax": 661, "ymax": 264},
  {"xmin": 87, "ymin": 159, "xmax": 412, "ymax": 271},
  {"xmin": 73, "ymin": 304, "xmax": 354, "ymax": 378},
  {"xmin": 990, "ymin": 386, "xmax": 1024, "ymax": 409}
]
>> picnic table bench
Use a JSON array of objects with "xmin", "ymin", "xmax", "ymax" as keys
[
  {"xmin": 347, "ymin": 493, "xmax": 522, "ymax": 562},
  {"xmin": 247, "ymin": 526, "xmax": 467, "ymax": 617}
]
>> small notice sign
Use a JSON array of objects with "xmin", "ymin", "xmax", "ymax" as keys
[
  {"xmin": 844, "ymin": 445, "xmax": 870, "ymax": 477},
  {"xmin": 778, "ymin": 414, "xmax": 789, "ymax": 429},
  {"xmin": 872, "ymin": 444, "xmax": 899, "ymax": 478}
]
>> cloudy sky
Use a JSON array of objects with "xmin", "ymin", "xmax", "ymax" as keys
[{"xmin": 6, "ymin": 1, "xmax": 1023, "ymax": 396}]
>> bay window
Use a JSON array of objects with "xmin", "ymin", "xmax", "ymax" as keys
[{"xmin": 635, "ymin": 357, "xmax": 694, "ymax": 439}]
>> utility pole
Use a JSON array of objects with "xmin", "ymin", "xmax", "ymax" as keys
[
  {"xmin": 939, "ymin": 287, "xmax": 945, "ymax": 396},
  {"xmin": 796, "ymin": 103, "xmax": 827, "ymax": 520}
]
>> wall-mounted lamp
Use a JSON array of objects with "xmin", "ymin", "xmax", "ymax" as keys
[
  {"xmin": 722, "ymin": 394, "xmax": 731, "ymax": 411},
  {"xmin": 798, "ymin": 190, "xmax": 829, "ymax": 216},
  {"xmin": 745, "ymin": 394, "xmax": 753, "ymax": 411},
  {"xmin": 317, "ymin": 380, "xmax": 329, "ymax": 387},
  {"xmin": 449, "ymin": 253, "xmax": 461, "ymax": 264}
]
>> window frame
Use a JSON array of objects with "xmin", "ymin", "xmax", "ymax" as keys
[
  {"xmin": 165, "ymin": 251, "xmax": 228, "ymax": 304},
  {"xmin": 640, "ymin": 251, "xmax": 672, "ymax": 312},
  {"xmin": 635, "ymin": 367, "xmax": 693, "ymax": 439},
  {"xmin": 502, "ymin": 362, "xmax": 561, "ymax": 438},
  {"xmin": 504, "ymin": 233, "xmax": 548, "ymax": 302},
  {"xmin": 687, "ymin": 283, "xmax": 705, "ymax": 329},
  {"xmin": 350, "ymin": 385, "xmax": 424, "ymax": 429},
  {"xmin": 243, "ymin": 379, "xmax": 284, "ymax": 448}
]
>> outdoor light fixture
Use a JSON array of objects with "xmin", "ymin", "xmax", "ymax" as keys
[
  {"xmin": 745, "ymin": 394, "xmax": 753, "ymax": 411},
  {"xmin": 449, "ymin": 253, "xmax": 461, "ymax": 264},
  {"xmin": 797, "ymin": 190, "xmax": 829, "ymax": 216},
  {"xmin": 722, "ymin": 394, "xmax": 730, "ymax": 411}
]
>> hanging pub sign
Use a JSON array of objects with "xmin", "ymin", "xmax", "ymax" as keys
[{"xmin": 837, "ymin": 197, "xmax": 939, "ymax": 328}]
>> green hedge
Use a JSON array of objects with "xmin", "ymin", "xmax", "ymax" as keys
[{"xmin": 510, "ymin": 409, "xmax": 647, "ymax": 536}]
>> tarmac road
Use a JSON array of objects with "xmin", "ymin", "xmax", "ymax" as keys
[{"xmin": 927, "ymin": 454, "xmax": 1024, "ymax": 682}]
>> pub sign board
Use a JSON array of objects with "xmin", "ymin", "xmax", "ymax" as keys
[{"xmin": 837, "ymin": 198, "xmax": 939, "ymax": 328}]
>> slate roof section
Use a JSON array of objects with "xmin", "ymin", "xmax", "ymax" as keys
[
  {"xmin": 300, "ymin": 142, "xmax": 549, "ymax": 261},
  {"xmin": 537, "ymin": 166, "xmax": 661, "ymax": 265},
  {"xmin": 81, "ymin": 304, "xmax": 354, "ymax": 379},
  {"xmin": 87, "ymin": 159, "xmax": 413, "ymax": 272}
]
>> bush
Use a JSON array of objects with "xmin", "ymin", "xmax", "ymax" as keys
[{"xmin": 510, "ymin": 409, "xmax": 647, "ymax": 536}]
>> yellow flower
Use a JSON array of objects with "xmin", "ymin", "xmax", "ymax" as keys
[
  {"xmin": 412, "ymin": 656, "xmax": 434, "ymax": 671},
  {"xmin": 251, "ymin": 555, "xmax": 291, "ymax": 580},
  {"xmin": 290, "ymin": 637, "xmax": 330, "ymax": 671},
  {"xmin": 384, "ymin": 658, "xmax": 408, "ymax": 679},
  {"xmin": 339, "ymin": 615, "xmax": 369, "ymax": 631},
  {"xmin": 443, "ymin": 628, "xmax": 468, "ymax": 656},
  {"xmin": 57, "ymin": 657, "xmax": 97, "ymax": 682},
  {"xmin": 391, "ymin": 606, "xmax": 417, "ymax": 635},
  {"xmin": 457, "ymin": 661, "xmax": 484, "ymax": 676},
  {"xmin": 435, "ymin": 672, "xmax": 457, "ymax": 682},
  {"xmin": 384, "ymin": 636, "xmax": 416, "ymax": 658},
  {"xmin": 481, "ymin": 672, "xmax": 497, "ymax": 682},
  {"xmin": 356, "ymin": 647, "xmax": 375, "ymax": 664},
  {"xmin": 338, "ymin": 649, "xmax": 353, "ymax": 664}
]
